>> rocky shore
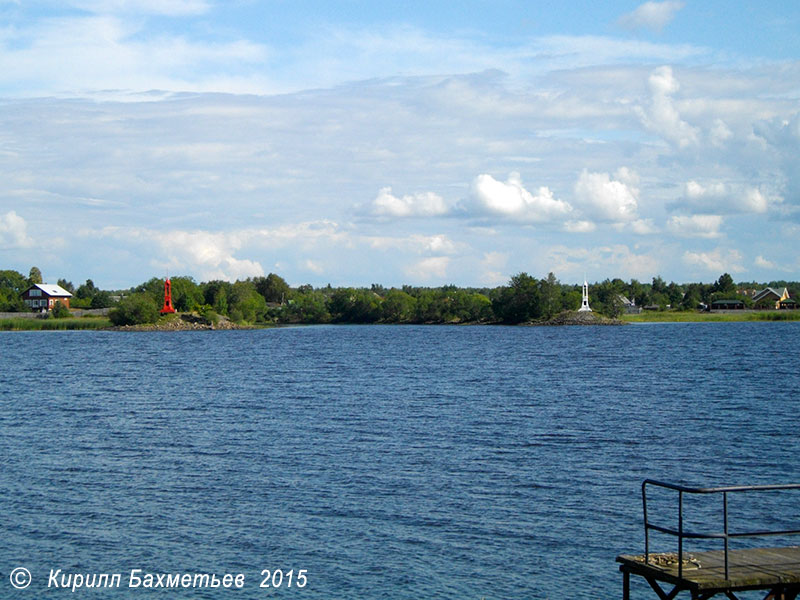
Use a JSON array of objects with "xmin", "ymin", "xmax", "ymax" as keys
[
  {"xmin": 111, "ymin": 312, "xmax": 250, "ymax": 331},
  {"xmin": 532, "ymin": 310, "xmax": 626, "ymax": 326}
]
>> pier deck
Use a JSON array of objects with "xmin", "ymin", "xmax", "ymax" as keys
[
  {"xmin": 618, "ymin": 548, "xmax": 800, "ymax": 599},
  {"xmin": 617, "ymin": 480, "xmax": 800, "ymax": 599}
]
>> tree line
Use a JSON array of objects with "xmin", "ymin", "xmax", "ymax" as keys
[{"xmin": 2, "ymin": 267, "xmax": 797, "ymax": 326}]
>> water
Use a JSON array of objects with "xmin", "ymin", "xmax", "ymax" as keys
[{"xmin": 1, "ymin": 323, "xmax": 799, "ymax": 599}]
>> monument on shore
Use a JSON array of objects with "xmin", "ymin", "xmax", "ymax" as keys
[
  {"xmin": 578, "ymin": 277, "xmax": 592, "ymax": 312},
  {"xmin": 160, "ymin": 278, "xmax": 176, "ymax": 314}
]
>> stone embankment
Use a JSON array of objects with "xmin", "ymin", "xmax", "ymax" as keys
[
  {"xmin": 112, "ymin": 313, "xmax": 248, "ymax": 331},
  {"xmin": 533, "ymin": 310, "xmax": 626, "ymax": 326}
]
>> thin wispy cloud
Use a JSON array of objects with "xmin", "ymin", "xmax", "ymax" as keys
[
  {"xmin": 618, "ymin": 1, "xmax": 685, "ymax": 33},
  {"xmin": 67, "ymin": 0, "xmax": 213, "ymax": 16}
]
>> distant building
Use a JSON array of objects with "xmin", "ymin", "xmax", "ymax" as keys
[
  {"xmin": 710, "ymin": 299, "xmax": 745, "ymax": 311},
  {"xmin": 779, "ymin": 298, "xmax": 798, "ymax": 310},
  {"xmin": 21, "ymin": 283, "xmax": 72, "ymax": 311},
  {"xmin": 752, "ymin": 287, "xmax": 790, "ymax": 309},
  {"xmin": 617, "ymin": 294, "xmax": 641, "ymax": 314}
]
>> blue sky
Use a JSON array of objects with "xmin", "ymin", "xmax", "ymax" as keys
[{"xmin": 0, "ymin": 0, "xmax": 799, "ymax": 288}]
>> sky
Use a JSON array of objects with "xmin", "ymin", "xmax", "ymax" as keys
[{"xmin": 0, "ymin": 1, "xmax": 799, "ymax": 289}]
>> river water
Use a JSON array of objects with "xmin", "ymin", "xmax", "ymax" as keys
[{"xmin": 2, "ymin": 323, "xmax": 799, "ymax": 599}]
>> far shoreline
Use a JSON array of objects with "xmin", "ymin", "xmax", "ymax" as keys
[{"xmin": 2, "ymin": 309, "xmax": 800, "ymax": 331}]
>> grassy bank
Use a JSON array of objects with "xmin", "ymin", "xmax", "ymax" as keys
[
  {"xmin": 622, "ymin": 311, "xmax": 800, "ymax": 323},
  {"xmin": 0, "ymin": 317, "xmax": 112, "ymax": 330}
]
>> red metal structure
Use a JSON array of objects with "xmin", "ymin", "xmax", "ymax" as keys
[{"xmin": 160, "ymin": 278, "xmax": 176, "ymax": 314}]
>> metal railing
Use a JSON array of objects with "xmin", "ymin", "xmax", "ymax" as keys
[{"xmin": 642, "ymin": 480, "xmax": 800, "ymax": 579}]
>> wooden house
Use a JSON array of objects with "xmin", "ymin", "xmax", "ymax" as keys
[
  {"xmin": 21, "ymin": 283, "xmax": 73, "ymax": 311},
  {"xmin": 752, "ymin": 287, "xmax": 789, "ymax": 309}
]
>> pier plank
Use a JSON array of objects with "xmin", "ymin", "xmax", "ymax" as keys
[{"xmin": 618, "ymin": 547, "xmax": 800, "ymax": 596}]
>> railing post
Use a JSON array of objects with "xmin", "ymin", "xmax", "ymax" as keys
[
  {"xmin": 723, "ymin": 491, "xmax": 729, "ymax": 580},
  {"xmin": 678, "ymin": 490, "xmax": 684, "ymax": 579},
  {"xmin": 643, "ymin": 481, "xmax": 650, "ymax": 564}
]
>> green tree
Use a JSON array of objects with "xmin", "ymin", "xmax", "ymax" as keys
[
  {"xmin": 76, "ymin": 279, "xmax": 98, "ymax": 299},
  {"xmin": 28, "ymin": 266, "xmax": 43, "ymax": 285},
  {"xmin": 170, "ymin": 276, "xmax": 204, "ymax": 312},
  {"xmin": 539, "ymin": 272, "xmax": 561, "ymax": 319},
  {"xmin": 73, "ymin": 278, "xmax": 116, "ymax": 309},
  {"xmin": 562, "ymin": 288, "xmax": 582, "ymax": 312},
  {"xmin": 714, "ymin": 273, "xmax": 736, "ymax": 296},
  {"xmin": 228, "ymin": 280, "xmax": 267, "ymax": 323},
  {"xmin": 57, "ymin": 278, "xmax": 75, "ymax": 293},
  {"xmin": 591, "ymin": 278, "xmax": 626, "ymax": 317},
  {"xmin": 253, "ymin": 273, "xmax": 290, "ymax": 304},
  {"xmin": 284, "ymin": 289, "xmax": 330, "ymax": 323},
  {"xmin": 0, "ymin": 270, "xmax": 28, "ymax": 311},
  {"xmin": 90, "ymin": 290, "xmax": 114, "ymax": 309},
  {"xmin": 652, "ymin": 275, "xmax": 667, "ymax": 295},
  {"xmin": 109, "ymin": 294, "xmax": 159, "ymax": 326},
  {"xmin": 135, "ymin": 277, "xmax": 164, "ymax": 299},
  {"xmin": 680, "ymin": 286, "xmax": 702, "ymax": 310},
  {"xmin": 203, "ymin": 280, "xmax": 231, "ymax": 315},
  {"xmin": 666, "ymin": 282, "xmax": 684, "ymax": 308},
  {"xmin": 628, "ymin": 279, "xmax": 647, "ymax": 307},
  {"xmin": 448, "ymin": 290, "xmax": 493, "ymax": 323},
  {"xmin": 413, "ymin": 289, "xmax": 444, "ymax": 322},
  {"xmin": 493, "ymin": 273, "xmax": 541, "ymax": 323},
  {"xmin": 381, "ymin": 289, "xmax": 417, "ymax": 322},
  {"xmin": 0, "ymin": 269, "xmax": 27, "ymax": 292},
  {"xmin": 329, "ymin": 288, "xmax": 381, "ymax": 323}
]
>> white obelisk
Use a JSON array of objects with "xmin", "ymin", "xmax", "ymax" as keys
[{"xmin": 578, "ymin": 276, "xmax": 592, "ymax": 312}]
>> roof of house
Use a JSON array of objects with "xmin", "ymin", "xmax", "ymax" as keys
[
  {"xmin": 753, "ymin": 287, "xmax": 788, "ymax": 302},
  {"xmin": 25, "ymin": 283, "xmax": 73, "ymax": 297}
]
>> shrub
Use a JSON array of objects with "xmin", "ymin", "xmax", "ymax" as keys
[{"xmin": 51, "ymin": 301, "xmax": 71, "ymax": 319}]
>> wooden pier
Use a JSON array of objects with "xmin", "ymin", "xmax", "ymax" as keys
[
  {"xmin": 618, "ymin": 480, "xmax": 800, "ymax": 600},
  {"xmin": 618, "ymin": 548, "xmax": 800, "ymax": 600}
]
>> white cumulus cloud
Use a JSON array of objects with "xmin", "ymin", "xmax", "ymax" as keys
[
  {"xmin": 619, "ymin": 1, "xmax": 685, "ymax": 33},
  {"xmin": 667, "ymin": 214, "xmax": 723, "ymax": 238},
  {"xmin": 710, "ymin": 118, "xmax": 733, "ymax": 147},
  {"xmin": 479, "ymin": 251, "xmax": 509, "ymax": 285},
  {"xmin": 614, "ymin": 218, "xmax": 659, "ymax": 235},
  {"xmin": 754, "ymin": 255, "xmax": 776, "ymax": 269},
  {"xmin": 404, "ymin": 256, "xmax": 450, "ymax": 281},
  {"xmin": 151, "ymin": 229, "xmax": 265, "ymax": 281},
  {"xmin": 0, "ymin": 210, "xmax": 33, "ymax": 248},
  {"xmin": 91, "ymin": 226, "xmax": 265, "ymax": 281},
  {"xmin": 467, "ymin": 172, "xmax": 572, "ymax": 223},
  {"xmin": 573, "ymin": 168, "xmax": 639, "ymax": 222},
  {"xmin": 303, "ymin": 259, "xmax": 324, "ymax": 275},
  {"xmin": 367, "ymin": 233, "xmax": 457, "ymax": 255},
  {"xmin": 371, "ymin": 187, "xmax": 450, "ymax": 217},
  {"xmin": 545, "ymin": 244, "xmax": 660, "ymax": 280},
  {"xmin": 678, "ymin": 180, "xmax": 769, "ymax": 214},
  {"xmin": 683, "ymin": 248, "xmax": 744, "ymax": 273},
  {"xmin": 564, "ymin": 220, "xmax": 597, "ymax": 233},
  {"xmin": 636, "ymin": 66, "xmax": 699, "ymax": 148}
]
